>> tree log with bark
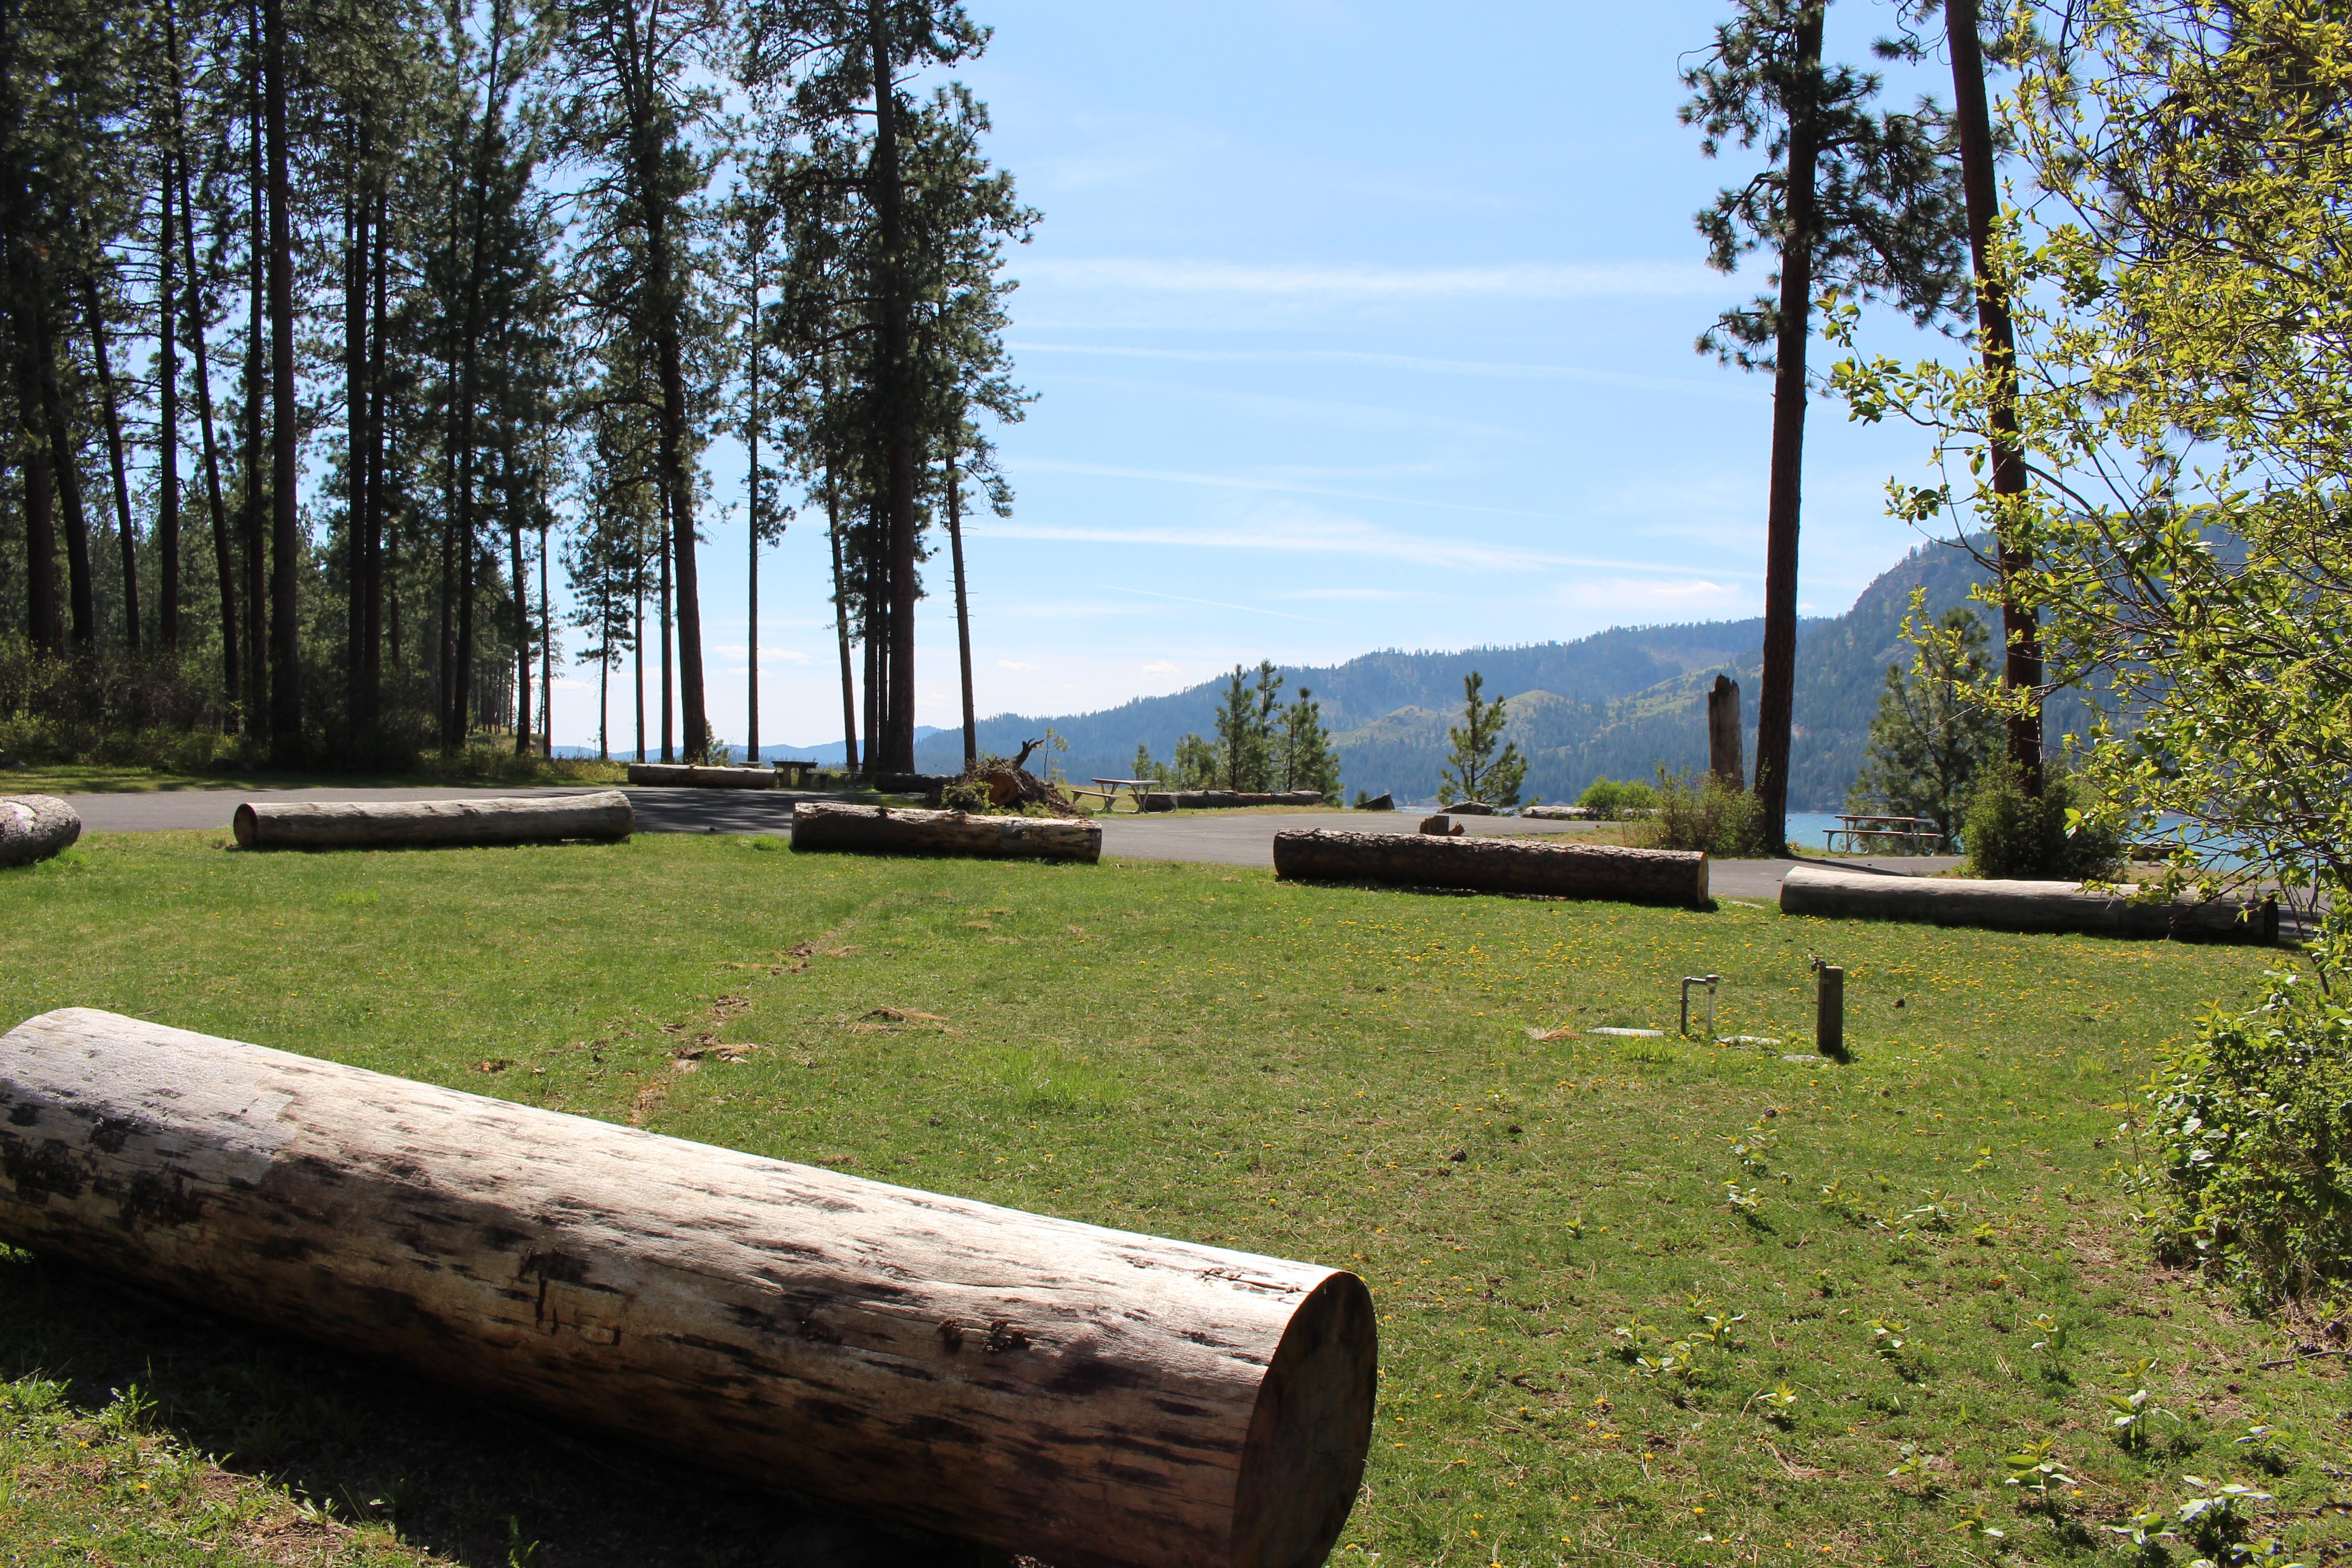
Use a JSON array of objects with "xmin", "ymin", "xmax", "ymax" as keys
[
  {"xmin": 1275, "ymin": 829, "xmax": 1708, "ymax": 907},
  {"xmin": 0, "ymin": 797, "xmax": 80, "ymax": 867},
  {"xmin": 0, "ymin": 1009, "xmax": 1377, "ymax": 1568},
  {"xmin": 792, "ymin": 802, "xmax": 1098, "ymax": 863},
  {"xmin": 1779, "ymin": 864, "xmax": 2277, "ymax": 942},
  {"xmin": 233, "ymin": 792, "xmax": 633, "ymax": 850},
  {"xmin": 627, "ymin": 763, "xmax": 778, "ymax": 789}
]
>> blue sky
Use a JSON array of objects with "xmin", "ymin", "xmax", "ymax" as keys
[{"xmin": 560, "ymin": 0, "xmax": 1970, "ymax": 754}]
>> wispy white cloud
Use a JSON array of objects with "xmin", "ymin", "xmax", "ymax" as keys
[
  {"xmin": 1005, "ymin": 456, "xmax": 1562, "ymax": 524},
  {"xmin": 1008, "ymin": 340, "xmax": 1765, "ymax": 403},
  {"xmin": 1555, "ymin": 577, "xmax": 1748, "ymax": 613},
  {"xmin": 972, "ymin": 499, "xmax": 1760, "ymax": 580},
  {"xmin": 1141, "ymin": 660, "xmax": 1180, "ymax": 674},
  {"xmin": 1098, "ymin": 583, "xmax": 1347, "ymax": 626},
  {"xmin": 1017, "ymin": 257, "xmax": 1730, "ymax": 300},
  {"xmin": 1279, "ymin": 586, "xmax": 1428, "ymax": 602}
]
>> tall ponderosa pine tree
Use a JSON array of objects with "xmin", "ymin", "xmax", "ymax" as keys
[
  {"xmin": 1441, "ymin": 670, "xmax": 1525, "ymax": 807},
  {"xmin": 1682, "ymin": 0, "xmax": 1969, "ymax": 850}
]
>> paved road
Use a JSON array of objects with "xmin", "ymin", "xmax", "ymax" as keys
[{"xmin": 52, "ymin": 785, "xmax": 1962, "ymax": 896}]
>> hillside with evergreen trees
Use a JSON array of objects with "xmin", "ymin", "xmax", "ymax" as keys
[{"xmin": 913, "ymin": 539, "xmax": 2090, "ymax": 808}]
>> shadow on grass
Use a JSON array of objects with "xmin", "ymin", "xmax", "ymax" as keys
[{"xmin": 0, "ymin": 1248, "xmax": 1016, "ymax": 1568}]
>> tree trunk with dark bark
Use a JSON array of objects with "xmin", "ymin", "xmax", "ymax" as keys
[
  {"xmin": 156, "ymin": 146, "xmax": 180, "ymax": 649},
  {"xmin": 85, "ymin": 278, "xmax": 139, "ymax": 652},
  {"xmin": 1944, "ymin": 0, "xmax": 2041, "ymax": 792},
  {"xmin": 1749, "ymin": 4, "xmax": 1823, "ymax": 856},
  {"xmin": 263, "ymin": 0, "xmax": 299, "ymax": 749},
  {"xmin": 947, "ymin": 449, "xmax": 976, "ymax": 774},
  {"xmin": 1707, "ymin": 674, "xmax": 1742, "ymax": 789}
]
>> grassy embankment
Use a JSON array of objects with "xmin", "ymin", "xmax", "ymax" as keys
[{"xmin": 0, "ymin": 832, "xmax": 2337, "ymax": 1567}]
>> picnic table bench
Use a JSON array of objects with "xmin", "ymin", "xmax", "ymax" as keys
[
  {"xmin": 1823, "ymin": 813, "xmax": 1944, "ymax": 853},
  {"xmin": 1068, "ymin": 777, "xmax": 1156, "ymax": 812},
  {"xmin": 771, "ymin": 759, "xmax": 822, "ymax": 789}
]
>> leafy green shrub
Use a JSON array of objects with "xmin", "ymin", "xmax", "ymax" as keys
[
  {"xmin": 1639, "ymin": 768, "xmax": 1767, "ymax": 858},
  {"xmin": 940, "ymin": 779, "xmax": 994, "ymax": 813},
  {"xmin": 1578, "ymin": 776, "xmax": 1657, "ymax": 819},
  {"xmin": 2138, "ymin": 967, "xmax": 2352, "ymax": 1305},
  {"xmin": 1962, "ymin": 761, "xmax": 2124, "ymax": 879}
]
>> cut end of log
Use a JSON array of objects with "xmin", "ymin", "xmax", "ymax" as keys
[
  {"xmin": 0, "ymin": 795, "xmax": 81, "ymax": 868},
  {"xmin": 231, "ymin": 801, "xmax": 258, "ymax": 850},
  {"xmin": 1231, "ymin": 1269, "xmax": 1378, "ymax": 1568}
]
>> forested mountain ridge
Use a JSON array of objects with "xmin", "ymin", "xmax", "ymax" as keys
[{"xmin": 914, "ymin": 538, "xmax": 2088, "ymax": 807}]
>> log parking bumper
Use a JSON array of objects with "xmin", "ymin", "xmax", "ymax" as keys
[
  {"xmin": 626, "ymin": 763, "xmax": 778, "ymax": 789},
  {"xmin": 791, "ymin": 801, "xmax": 1100, "ymax": 863},
  {"xmin": 1779, "ymin": 862, "xmax": 2278, "ymax": 942},
  {"xmin": 232, "ymin": 791, "xmax": 634, "ymax": 850},
  {"xmin": 1273, "ymin": 828, "xmax": 1708, "ymax": 908},
  {"xmin": 0, "ymin": 1009, "xmax": 1377, "ymax": 1568}
]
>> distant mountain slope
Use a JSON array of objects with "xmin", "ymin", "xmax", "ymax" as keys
[{"xmin": 911, "ymin": 539, "xmax": 2085, "ymax": 808}]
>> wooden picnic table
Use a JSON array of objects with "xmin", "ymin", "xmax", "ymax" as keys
[
  {"xmin": 771, "ymin": 759, "xmax": 822, "ymax": 788},
  {"xmin": 1823, "ymin": 813, "xmax": 1943, "ymax": 853},
  {"xmin": 1070, "ymin": 777, "xmax": 1156, "ymax": 812}
]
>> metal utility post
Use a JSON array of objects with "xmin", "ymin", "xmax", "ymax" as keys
[{"xmin": 1680, "ymin": 974, "xmax": 1720, "ymax": 1040}]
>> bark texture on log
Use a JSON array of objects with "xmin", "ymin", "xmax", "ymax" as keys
[
  {"xmin": 233, "ymin": 791, "xmax": 633, "ymax": 850},
  {"xmin": 1140, "ymin": 791, "xmax": 1325, "ymax": 812},
  {"xmin": 1520, "ymin": 805, "xmax": 1593, "ymax": 821},
  {"xmin": 0, "ymin": 795, "xmax": 80, "ymax": 868},
  {"xmin": 0, "ymin": 1010, "xmax": 1376, "ymax": 1568},
  {"xmin": 1707, "ymin": 675, "xmax": 1744, "ymax": 790},
  {"xmin": 792, "ymin": 801, "xmax": 1101, "ymax": 863},
  {"xmin": 1780, "ymin": 864, "xmax": 2278, "ymax": 943},
  {"xmin": 626, "ymin": 763, "xmax": 777, "ymax": 789},
  {"xmin": 1275, "ymin": 829, "xmax": 1708, "ymax": 907}
]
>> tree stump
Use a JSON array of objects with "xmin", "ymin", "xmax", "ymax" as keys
[
  {"xmin": 1779, "ymin": 863, "xmax": 2278, "ymax": 942},
  {"xmin": 233, "ymin": 792, "xmax": 633, "ymax": 850},
  {"xmin": 626, "ymin": 763, "xmax": 778, "ymax": 789},
  {"xmin": 0, "ymin": 795, "xmax": 79, "ymax": 868},
  {"xmin": 1275, "ymin": 829, "xmax": 1707, "ymax": 906},
  {"xmin": 1416, "ymin": 815, "xmax": 1462, "ymax": 836},
  {"xmin": 1707, "ymin": 675, "xmax": 1744, "ymax": 789},
  {"xmin": 0, "ymin": 1009, "xmax": 1377, "ymax": 1568},
  {"xmin": 791, "ymin": 802, "xmax": 1100, "ymax": 863}
]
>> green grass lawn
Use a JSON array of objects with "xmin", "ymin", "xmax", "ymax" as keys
[{"xmin": 0, "ymin": 832, "xmax": 2339, "ymax": 1568}]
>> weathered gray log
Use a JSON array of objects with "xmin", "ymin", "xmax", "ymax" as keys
[
  {"xmin": 792, "ymin": 801, "xmax": 1100, "ymax": 863},
  {"xmin": 1141, "ymin": 790, "xmax": 1325, "ymax": 812},
  {"xmin": 1355, "ymin": 793, "xmax": 1394, "ymax": 813},
  {"xmin": 1274, "ymin": 828, "xmax": 1708, "ymax": 907},
  {"xmin": 0, "ymin": 795, "xmax": 79, "ymax": 867},
  {"xmin": 1519, "ymin": 804, "xmax": 1593, "ymax": 821},
  {"xmin": 1779, "ymin": 863, "xmax": 2278, "ymax": 942},
  {"xmin": 233, "ymin": 791, "xmax": 633, "ymax": 850},
  {"xmin": 627, "ymin": 762, "xmax": 777, "ymax": 789},
  {"xmin": 1441, "ymin": 800, "xmax": 1495, "ymax": 817},
  {"xmin": 0, "ymin": 1009, "xmax": 1376, "ymax": 1568}
]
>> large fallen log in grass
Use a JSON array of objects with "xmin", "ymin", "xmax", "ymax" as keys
[
  {"xmin": 1274, "ymin": 828, "xmax": 1707, "ymax": 907},
  {"xmin": 233, "ymin": 791, "xmax": 633, "ymax": 850},
  {"xmin": 792, "ymin": 801, "xmax": 1100, "ymax": 862},
  {"xmin": 1779, "ymin": 863, "xmax": 2278, "ymax": 942},
  {"xmin": 626, "ymin": 762, "xmax": 777, "ymax": 789},
  {"xmin": 0, "ymin": 1009, "xmax": 1375, "ymax": 1568},
  {"xmin": 0, "ymin": 795, "xmax": 79, "ymax": 867}
]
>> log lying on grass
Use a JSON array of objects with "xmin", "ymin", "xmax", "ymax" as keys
[
  {"xmin": 1519, "ymin": 804, "xmax": 1593, "ymax": 821},
  {"xmin": 233, "ymin": 790, "xmax": 633, "ymax": 850},
  {"xmin": 1141, "ymin": 790, "xmax": 1325, "ymax": 812},
  {"xmin": 1274, "ymin": 828, "xmax": 1707, "ymax": 907},
  {"xmin": 1779, "ymin": 863, "xmax": 2278, "ymax": 942},
  {"xmin": 791, "ymin": 800, "xmax": 1100, "ymax": 863},
  {"xmin": 0, "ymin": 795, "xmax": 79, "ymax": 867},
  {"xmin": 626, "ymin": 762, "xmax": 776, "ymax": 789},
  {"xmin": 0, "ymin": 1009, "xmax": 1375, "ymax": 1568}
]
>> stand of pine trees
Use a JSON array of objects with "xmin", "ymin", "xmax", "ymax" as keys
[{"xmin": 0, "ymin": 0, "xmax": 1024, "ymax": 771}]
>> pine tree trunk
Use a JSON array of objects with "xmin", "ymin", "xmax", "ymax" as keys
[
  {"xmin": 344, "ymin": 140, "xmax": 368, "ymax": 720},
  {"xmin": 867, "ymin": 6, "xmax": 917, "ymax": 773},
  {"xmin": 361, "ymin": 192, "xmax": 388, "ymax": 720},
  {"xmin": 659, "ymin": 490, "xmax": 674, "ymax": 764},
  {"xmin": 633, "ymin": 554, "xmax": 646, "ymax": 763},
  {"xmin": 947, "ymin": 448, "xmax": 976, "ymax": 773},
  {"xmin": 170, "ymin": 0, "xmax": 236, "ymax": 708},
  {"xmin": 156, "ymin": 147, "xmax": 180, "ymax": 649},
  {"xmin": 83, "ymin": 278, "xmax": 139, "ymax": 651},
  {"xmin": 41, "ymin": 327, "xmax": 94, "ymax": 649},
  {"xmin": 1944, "ymin": 0, "xmax": 2041, "ymax": 792},
  {"xmin": 539, "ymin": 522, "xmax": 551, "ymax": 757},
  {"xmin": 744, "ymin": 261, "xmax": 760, "ymax": 764},
  {"xmin": 242, "ymin": 8, "xmax": 267, "ymax": 728},
  {"xmin": 0, "ymin": 0, "xmax": 58, "ymax": 654},
  {"xmin": 263, "ymin": 0, "xmax": 299, "ymax": 749},
  {"xmin": 828, "ymin": 470, "xmax": 858, "ymax": 772},
  {"xmin": 1749, "ymin": 3, "xmax": 1823, "ymax": 855}
]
